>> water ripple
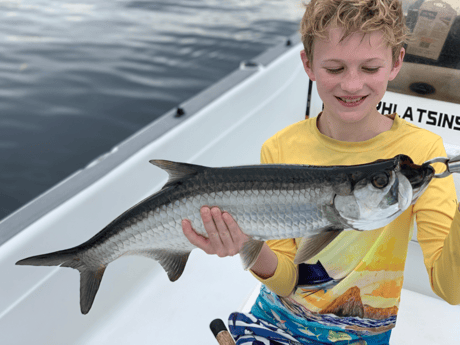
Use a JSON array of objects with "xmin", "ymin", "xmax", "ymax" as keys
[{"xmin": 0, "ymin": 0, "xmax": 302, "ymax": 221}]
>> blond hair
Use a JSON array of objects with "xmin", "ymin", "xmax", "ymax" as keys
[{"xmin": 300, "ymin": 0, "xmax": 411, "ymax": 65}]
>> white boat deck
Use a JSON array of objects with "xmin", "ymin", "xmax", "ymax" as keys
[{"xmin": 0, "ymin": 34, "xmax": 459, "ymax": 344}]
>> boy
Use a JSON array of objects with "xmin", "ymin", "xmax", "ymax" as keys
[{"xmin": 182, "ymin": 0, "xmax": 460, "ymax": 344}]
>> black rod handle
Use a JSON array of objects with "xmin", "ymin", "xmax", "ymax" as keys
[{"xmin": 210, "ymin": 319, "xmax": 236, "ymax": 345}]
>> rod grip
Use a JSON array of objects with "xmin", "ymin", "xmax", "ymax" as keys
[{"xmin": 210, "ymin": 319, "xmax": 236, "ymax": 345}]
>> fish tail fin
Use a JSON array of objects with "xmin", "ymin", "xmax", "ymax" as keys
[
  {"xmin": 16, "ymin": 248, "xmax": 106, "ymax": 314},
  {"xmin": 16, "ymin": 248, "xmax": 78, "ymax": 268}
]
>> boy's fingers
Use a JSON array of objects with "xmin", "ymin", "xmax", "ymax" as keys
[
  {"xmin": 182, "ymin": 219, "xmax": 210, "ymax": 252},
  {"xmin": 200, "ymin": 206, "xmax": 224, "ymax": 254},
  {"xmin": 188, "ymin": 207, "xmax": 243, "ymax": 258},
  {"xmin": 222, "ymin": 212, "xmax": 248, "ymax": 253},
  {"xmin": 211, "ymin": 207, "xmax": 234, "ymax": 255}
]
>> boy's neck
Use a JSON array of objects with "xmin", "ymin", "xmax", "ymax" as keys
[{"xmin": 316, "ymin": 110, "xmax": 394, "ymax": 142}]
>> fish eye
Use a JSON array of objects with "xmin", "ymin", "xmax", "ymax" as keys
[{"xmin": 371, "ymin": 172, "xmax": 390, "ymax": 189}]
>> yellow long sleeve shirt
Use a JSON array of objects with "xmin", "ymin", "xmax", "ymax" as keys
[{"xmin": 252, "ymin": 114, "xmax": 460, "ymax": 325}]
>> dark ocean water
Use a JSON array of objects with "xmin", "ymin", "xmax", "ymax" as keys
[{"xmin": 0, "ymin": 0, "xmax": 303, "ymax": 221}]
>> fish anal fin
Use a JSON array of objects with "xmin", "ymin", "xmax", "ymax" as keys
[
  {"xmin": 138, "ymin": 249, "xmax": 191, "ymax": 282},
  {"xmin": 294, "ymin": 229, "xmax": 343, "ymax": 265},
  {"xmin": 80, "ymin": 266, "xmax": 106, "ymax": 315},
  {"xmin": 149, "ymin": 160, "xmax": 206, "ymax": 187},
  {"xmin": 240, "ymin": 238, "xmax": 265, "ymax": 270}
]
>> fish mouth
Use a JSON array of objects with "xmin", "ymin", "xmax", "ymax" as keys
[
  {"xmin": 398, "ymin": 155, "xmax": 435, "ymax": 203},
  {"xmin": 381, "ymin": 175, "xmax": 399, "ymax": 206}
]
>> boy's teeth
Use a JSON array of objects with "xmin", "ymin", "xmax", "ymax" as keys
[{"xmin": 339, "ymin": 96, "xmax": 366, "ymax": 103}]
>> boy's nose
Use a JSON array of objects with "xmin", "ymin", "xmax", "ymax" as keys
[{"xmin": 340, "ymin": 70, "xmax": 364, "ymax": 93}]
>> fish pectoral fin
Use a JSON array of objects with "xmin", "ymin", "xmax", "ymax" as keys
[
  {"xmin": 149, "ymin": 160, "xmax": 206, "ymax": 187},
  {"xmin": 294, "ymin": 229, "xmax": 343, "ymax": 265},
  {"xmin": 139, "ymin": 249, "xmax": 191, "ymax": 282},
  {"xmin": 240, "ymin": 238, "xmax": 265, "ymax": 270}
]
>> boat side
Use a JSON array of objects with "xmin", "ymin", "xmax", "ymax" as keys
[{"xmin": 0, "ymin": 33, "xmax": 309, "ymax": 345}]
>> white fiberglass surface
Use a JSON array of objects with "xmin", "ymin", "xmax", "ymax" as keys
[
  {"xmin": 0, "ymin": 44, "xmax": 307, "ymax": 344},
  {"xmin": 392, "ymin": 288, "xmax": 460, "ymax": 345}
]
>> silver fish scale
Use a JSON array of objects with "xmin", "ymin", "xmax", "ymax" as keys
[
  {"xmin": 133, "ymin": 190, "xmax": 324, "ymax": 250},
  {"xmin": 82, "ymin": 170, "xmax": 339, "ymax": 265},
  {"xmin": 196, "ymin": 186, "xmax": 330, "ymax": 239}
]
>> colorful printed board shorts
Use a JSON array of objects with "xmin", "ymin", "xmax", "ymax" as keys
[{"xmin": 228, "ymin": 285, "xmax": 392, "ymax": 345}]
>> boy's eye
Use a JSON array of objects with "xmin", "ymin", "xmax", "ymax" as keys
[
  {"xmin": 325, "ymin": 67, "xmax": 381, "ymax": 74},
  {"xmin": 325, "ymin": 68, "xmax": 343, "ymax": 74},
  {"xmin": 363, "ymin": 67, "xmax": 380, "ymax": 73}
]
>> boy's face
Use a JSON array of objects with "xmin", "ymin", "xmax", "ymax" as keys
[{"xmin": 300, "ymin": 27, "xmax": 404, "ymax": 125}]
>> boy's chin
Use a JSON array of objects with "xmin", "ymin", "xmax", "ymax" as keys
[{"xmin": 327, "ymin": 108, "xmax": 377, "ymax": 123}]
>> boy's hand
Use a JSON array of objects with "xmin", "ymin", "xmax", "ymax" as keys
[{"xmin": 182, "ymin": 206, "xmax": 249, "ymax": 257}]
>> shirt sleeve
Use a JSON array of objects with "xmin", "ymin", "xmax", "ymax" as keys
[
  {"xmin": 248, "ymin": 137, "xmax": 299, "ymax": 297},
  {"xmin": 250, "ymin": 239, "xmax": 298, "ymax": 297},
  {"xmin": 260, "ymin": 135, "xmax": 279, "ymax": 165},
  {"xmin": 415, "ymin": 139, "xmax": 460, "ymax": 305}
]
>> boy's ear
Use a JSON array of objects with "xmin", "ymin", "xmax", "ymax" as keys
[
  {"xmin": 300, "ymin": 50, "xmax": 316, "ymax": 81},
  {"xmin": 388, "ymin": 47, "xmax": 406, "ymax": 81}
]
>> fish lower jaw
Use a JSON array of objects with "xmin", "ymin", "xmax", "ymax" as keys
[{"xmin": 346, "ymin": 210, "xmax": 402, "ymax": 231}]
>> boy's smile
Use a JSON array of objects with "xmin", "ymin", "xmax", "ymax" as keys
[{"xmin": 301, "ymin": 27, "xmax": 405, "ymax": 142}]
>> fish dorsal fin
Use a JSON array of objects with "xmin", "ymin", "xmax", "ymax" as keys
[
  {"xmin": 294, "ymin": 228, "xmax": 343, "ymax": 265},
  {"xmin": 149, "ymin": 160, "xmax": 207, "ymax": 187}
]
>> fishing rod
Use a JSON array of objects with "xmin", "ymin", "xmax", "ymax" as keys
[{"xmin": 210, "ymin": 319, "xmax": 236, "ymax": 345}]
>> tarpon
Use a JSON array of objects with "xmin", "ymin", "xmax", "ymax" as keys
[{"xmin": 16, "ymin": 154, "xmax": 434, "ymax": 314}]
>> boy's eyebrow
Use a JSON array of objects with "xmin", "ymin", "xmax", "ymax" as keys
[{"xmin": 321, "ymin": 58, "xmax": 385, "ymax": 64}]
